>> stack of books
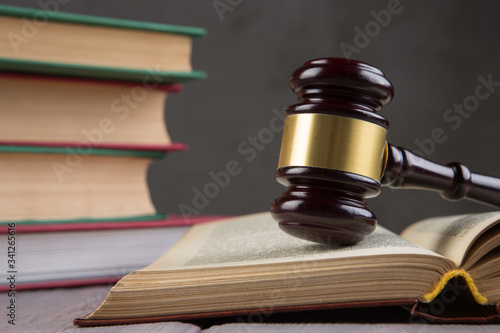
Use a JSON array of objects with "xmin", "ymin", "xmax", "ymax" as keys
[{"xmin": 0, "ymin": 5, "xmax": 218, "ymax": 290}]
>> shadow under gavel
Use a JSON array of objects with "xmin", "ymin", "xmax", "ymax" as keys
[{"xmin": 271, "ymin": 58, "xmax": 500, "ymax": 245}]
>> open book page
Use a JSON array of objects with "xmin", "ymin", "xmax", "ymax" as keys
[
  {"xmin": 143, "ymin": 212, "xmax": 447, "ymax": 272},
  {"xmin": 461, "ymin": 223, "xmax": 500, "ymax": 270},
  {"xmin": 400, "ymin": 211, "xmax": 500, "ymax": 267}
]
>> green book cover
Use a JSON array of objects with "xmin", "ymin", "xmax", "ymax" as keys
[
  {"xmin": 0, "ymin": 5, "xmax": 207, "ymax": 83},
  {"xmin": 0, "ymin": 145, "xmax": 167, "ymax": 159},
  {"xmin": 0, "ymin": 4, "xmax": 206, "ymax": 37},
  {"xmin": 0, "ymin": 214, "xmax": 167, "ymax": 226},
  {"xmin": 0, "ymin": 57, "xmax": 207, "ymax": 83}
]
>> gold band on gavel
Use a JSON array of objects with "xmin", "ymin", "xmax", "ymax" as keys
[{"xmin": 278, "ymin": 113, "xmax": 388, "ymax": 181}]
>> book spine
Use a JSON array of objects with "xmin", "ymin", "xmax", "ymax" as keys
[{"xmin": 423, "ymin": 269, "xmax": 487, "ymax": 305}]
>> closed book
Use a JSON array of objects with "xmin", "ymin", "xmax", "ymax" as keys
[
  {"xmin": 1, "ymin": 215, "xmax": 226, "ymax": 291},
  {"xmin": 0, "ymin": 4, "xmax": 206, "ymax": 83},
  {"xmin": 0, "ymin": 73, "xmax": 186, "ymax": 149},
  {"xmin": 0, "ymin": 145, "xmax": 177, "ymax": 225}
]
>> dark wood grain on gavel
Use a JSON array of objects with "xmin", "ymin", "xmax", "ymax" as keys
[
  {"xmin": 271, "ymin": 58, "xmax": 500, "ymax": 245},
  {"xmin": 382, "ymin": 144, "xmax": 500, "ymax": 206}
]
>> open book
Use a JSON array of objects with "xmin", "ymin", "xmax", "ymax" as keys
[{"xmin": 74, "ymin": 211, "xmax": 500, "ymax": 326}]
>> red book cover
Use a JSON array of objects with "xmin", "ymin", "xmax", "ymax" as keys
[
  {"xmin": 0, "ymin": 215, "xmax": 227, "ymax": 234},
  {"xmin": 1, "ymin": 215, "xmax": 228, "ymax": 292},
  {"xmin": 0, "ymin": 72, "xmax": 184, "ymax": 93},
  {"xmin": 0, "ymin": 141, "xmax": 188, "ymax": 153}
]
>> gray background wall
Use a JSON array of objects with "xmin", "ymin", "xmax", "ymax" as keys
[{"xmin": 3, "ymin": 0, "xmax": 500, "ymax": 233}]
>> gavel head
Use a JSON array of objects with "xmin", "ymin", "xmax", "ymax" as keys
[{"xmin": 271, "ymin": 58, "xmax": 394, "ymax": 245}]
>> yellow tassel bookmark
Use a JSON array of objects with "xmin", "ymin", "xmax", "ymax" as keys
[{"xmin": 423, "ymin": 269, "xmax": 488, "ymax": 304}]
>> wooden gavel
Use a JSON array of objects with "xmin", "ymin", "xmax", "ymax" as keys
[{"xmin": 271, "ymin": 58, "xmax": 500, "ymax": 245}]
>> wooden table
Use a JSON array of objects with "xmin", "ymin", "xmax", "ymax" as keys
[{"xmin": 2, "ymin": 285, "xmax": 499, "ymax": 332}]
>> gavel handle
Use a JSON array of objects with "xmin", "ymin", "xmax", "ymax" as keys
[{"xmin": 381, "ymin": 144, "xmax": 500, "ymax": 207}]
